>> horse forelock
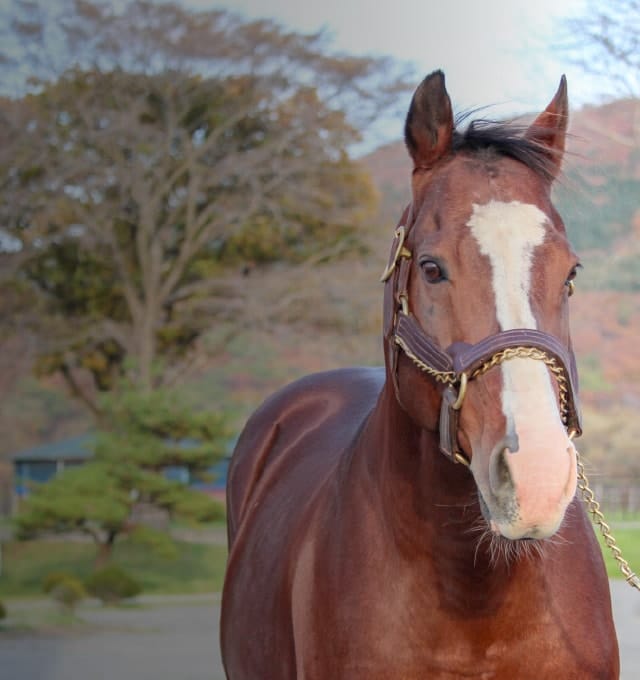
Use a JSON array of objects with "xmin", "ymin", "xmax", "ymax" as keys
[{"xmin": 452, "ymin": 118, "xmax": 560, "ymax": 184}]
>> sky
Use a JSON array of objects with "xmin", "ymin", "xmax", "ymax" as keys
[
  {"xmin": 0, "ymin": 0, "xmax": 612, "ymax": 151},
  {"xmin": 187, "ymin": 0, "xmax": 607, "ymax": 146}
]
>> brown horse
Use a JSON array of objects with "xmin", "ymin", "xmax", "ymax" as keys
[{"xmin": 221, "ymin": 71, "xmax": 619, "ymax": 679}]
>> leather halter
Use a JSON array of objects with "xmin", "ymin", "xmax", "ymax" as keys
[{"xmin": 382, "ymin": 207, "xmax": 583, "ymax": 465}]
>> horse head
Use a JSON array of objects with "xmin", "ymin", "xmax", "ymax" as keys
[{"xmin": 383, "ymin": 71, "xmax": 580, "ymax": 541}]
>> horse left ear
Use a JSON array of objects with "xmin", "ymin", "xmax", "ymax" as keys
[
  {"xmin": 525, "ymin": 75, "xmax": 569, "ymax": 179},
  {"xmin": 404, "ymin": 70, "xmax": 454, "ymax": 170}
]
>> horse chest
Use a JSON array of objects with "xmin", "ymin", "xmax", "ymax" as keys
[
  {"xmin": 300, "ymin": 604, "xmax": 610, "ymax": 680},
  {"xmin": 295, "ymin": 551, "xmax": 614, "ymax": 680}
]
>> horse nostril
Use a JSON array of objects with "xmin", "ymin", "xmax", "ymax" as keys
[
  {"xmin": 489, "ymin": 434, "xmax": 519, "ymax": 496},
  {"xmin": 491, "ymin": 448, "xmax": 512, "ymax": 493}
]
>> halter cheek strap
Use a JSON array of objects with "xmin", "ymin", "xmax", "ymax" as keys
[{"xmin": 381, "ymin": 208, "xmax": 583, "ymax": 465}]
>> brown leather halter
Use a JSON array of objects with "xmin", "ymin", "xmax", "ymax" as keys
[{"xmin": 382, "ymin": 206, "xmax": 583, "ymax": 466}]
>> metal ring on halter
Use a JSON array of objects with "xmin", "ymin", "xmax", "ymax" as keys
[
  {"xmin": 380, "ymin": 226, "xmax": 411, "ymax": 283},
  {"xmin": 399, "ymin": 293, "xmax": 409, "ymax": 316},
  {"xmin": 453, "ymin": 452, "xmax": 470, "ymax": 467},
  {"xmin": 451, "ymin": 372, "xmax": 468, "ymax": 410}
]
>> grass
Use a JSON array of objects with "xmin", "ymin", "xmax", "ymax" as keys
[
  {"xmin": 595, "ymin": 526, "xmax": 640, "ymax": 581},
  {"xmin": 0, "ymin": 538, "xmax": 228, "ymax": 599},
  {"xmin": 599, "ymin": 510, "xmax": 640, "ymax": 524},
  {"xmin": 0, "ymin": 604, "xmax": 84, "ymax": 632}
]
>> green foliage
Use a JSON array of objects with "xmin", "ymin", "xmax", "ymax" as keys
[
  {"xmin": 14, "ymin": 386, "xmax": 228, "ymax": 563},
  {"xmin": 0, "ymin": 600, "xmax": 6, "ymax": 620},
  {"xmin": 220, "ymin": 160, "xmax": 377, "ymax": 266},
  {"xmin": 43, "ymin": 571, "xmax": 76, "ymax": 594},
  {"xmin": 85, "ymin": 564, "xmax": 141, "ymax": 604},
  {"xmin": 127, "ymin": 525, "xmax": 179, "ymax": 560},
  {"xmin": 97, "ymin": 387, "xmax": 229, "ymax": 464},
  {"xmin": 49, "ymin": 575, "xmax": 86, "ymax": 611},
  {"xmin": 14, "ymin": 462, "xmax": 131, "ymax": 541},
  {"xmin": 24, "ymin": 240, "xmax": 127, "ymax": 321}
]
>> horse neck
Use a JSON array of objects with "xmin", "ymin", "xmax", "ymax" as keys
[{"xmin": 356, "ymin": 381, "xmax": 520, "ymax": 593}]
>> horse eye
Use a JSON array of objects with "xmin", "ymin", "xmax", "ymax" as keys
[
  {"xmin": 565, "ymin": 266, "xmax": 579, "ymax": 296},
  {"xmin": 420, "ymin": 260, "xmax": 445, "ymax": 283}
]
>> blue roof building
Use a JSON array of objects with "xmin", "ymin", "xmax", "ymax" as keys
[
  {"xmin": 11, "ymin": 433, "xmax": 231, "ymax": 508},
  {"xmin": 12, "ymin": 434, "xmax": 94, "ymax": 498}
]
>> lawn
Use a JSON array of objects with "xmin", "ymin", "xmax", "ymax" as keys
[
  {"xmin": 595, "ymin": 526, "xmax": 640, "ymax": 582},
  {"xmin": 0, "ymin": 537, "xmax": 228, "ymax": 599}
]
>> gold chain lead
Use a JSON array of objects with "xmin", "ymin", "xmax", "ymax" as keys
[{"xmin": 575, "ymin": 450, "xmax": 640, "ymax": 591}]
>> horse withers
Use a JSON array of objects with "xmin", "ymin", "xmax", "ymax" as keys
[{"xmin": 221, "ymin": 71, "xmax": 619, "ymax": 679}]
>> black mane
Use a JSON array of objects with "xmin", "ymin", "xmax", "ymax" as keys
[{"xmin": 452, "ymin": 118, "xmax": 558, "ymax": 182}]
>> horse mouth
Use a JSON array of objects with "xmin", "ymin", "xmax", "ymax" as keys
[
  {"xmin": 477, "ymin": 488, "xmax": 539, "ymax": 538},
  {"xmin": 472, "ymin": 491, "xmax": 548, "ymax": 565},
  {"xmin": 476, "ymin": 487, "xmax": 519, "ymax": 535}
]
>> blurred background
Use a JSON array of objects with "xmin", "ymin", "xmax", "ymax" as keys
[{"xmin": 0, "ymin": 1, "xmax": 639, "ymax": 678}]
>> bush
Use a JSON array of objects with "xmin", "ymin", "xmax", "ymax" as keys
[
  {"xmin": 85, "ymin": 565, "xmax": 142, "ymax": 604},
  {"xmin": 0, "ymin": 600, "xmax": 6, "ymax": 620},
  {"xmin": 43, "ymin": 571, "xmax": 75, "ymax": 594},
  {"xmin": 49, "ymin": 576, "xmax": 86, "ymax": 612}
]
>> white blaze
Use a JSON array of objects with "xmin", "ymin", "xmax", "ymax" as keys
[{"xmin": 467, "ymin": 200, "xmax": 562, "ymax": 436}]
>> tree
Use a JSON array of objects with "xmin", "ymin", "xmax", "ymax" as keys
[
  {"xmin": 561, "ymin": 1, "xmax": 640, "ymax": 152},
  {"xmin": 14, "ymin": 386, "xmax": 228, "ymax": 567},
  {"xmin": 562, "ymin": 0, "xmax": 640, "ymax": 97},
  {"xmin": 0, "ymin": 2, "xmax": 411, "ymax": 412},
  {"xmin": 559, "ymin": 0, "xmax": 640, "ymax": 290}
]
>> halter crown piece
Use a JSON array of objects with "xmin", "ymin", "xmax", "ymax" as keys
[{"xmin": 381, "ymin": 207, "xmax": 583, "ymax": 466}]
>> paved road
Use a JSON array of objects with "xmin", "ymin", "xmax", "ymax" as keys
[
  {"xmin": 0, "ymin": 595, "xmax": 226, "ymax": 680},
  {"xmin": 0, "ymin": 583, "xmax": 638, "ymax": 679},
  {"xmin": 611, "ymin": 579, "xmax": 640, "ymax": 680}
]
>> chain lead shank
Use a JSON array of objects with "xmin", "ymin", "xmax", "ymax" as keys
[{"xmin": 574, "ymin": 445, "xmax": 640, "ymax": 591}]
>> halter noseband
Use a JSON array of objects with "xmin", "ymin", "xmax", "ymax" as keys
[{"xmin": 381, "ymin": 211, "xmax": 583, "ymax": 466}]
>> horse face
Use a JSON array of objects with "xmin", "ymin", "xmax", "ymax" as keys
[{"xmin": 398, "ymin": 72, "xmax": 579, "ymax": 540}]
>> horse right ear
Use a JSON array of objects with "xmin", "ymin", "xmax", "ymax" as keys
[{"xmin": 404, "ymin": 70, "xmax": 454, "ymax": 170}]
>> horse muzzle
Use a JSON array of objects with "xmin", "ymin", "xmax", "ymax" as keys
[{"xmin": 474, "ymin": 426, "xmax": 578, "ymax": 540}]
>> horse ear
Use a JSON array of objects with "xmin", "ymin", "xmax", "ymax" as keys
[
  {"xmin": 404, "ymin": 70, "xmax": 453, "ymax": 170},
  {"xmin": 525, "ymin": 75, "xmax": 569, "ymax": 179}
]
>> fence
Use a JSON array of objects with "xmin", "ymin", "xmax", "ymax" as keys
[{"xmin": 591, "ymin": 483, "xmax": 640, "ymax": 517}]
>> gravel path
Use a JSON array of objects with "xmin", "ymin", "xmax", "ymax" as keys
[{"xmin": 0, "ymin": 583, "xmax": 638, "ymax": 680}]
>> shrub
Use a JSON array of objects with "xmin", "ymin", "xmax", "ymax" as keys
[
  {"xmin": 85, "ymin": 565, "xmax": 142, "ymax": 604},
  {"xmin": 49, "ymin": 576, "xmax": 86, "ymax": 612},
  {"xmin": 43, "ymin": 571, "xmax": 75, "ymax": 594},
  {"xmin": 0, "ymin": 600, "xmax": 6, "ymax": 620}
]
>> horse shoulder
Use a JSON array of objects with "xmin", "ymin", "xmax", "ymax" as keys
[{"xmin": 226, "ymin": 366, "xmax": 384, "ymax": 545}]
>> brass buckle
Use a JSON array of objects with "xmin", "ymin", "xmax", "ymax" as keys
[{"xmin": 380, "ymin": 226, "xmax": 411, "ymax": 282}]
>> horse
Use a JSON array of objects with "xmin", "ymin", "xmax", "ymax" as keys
[{"xmin": 220, "ymin": 71, "xmax": 619, "ymax": 679}]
